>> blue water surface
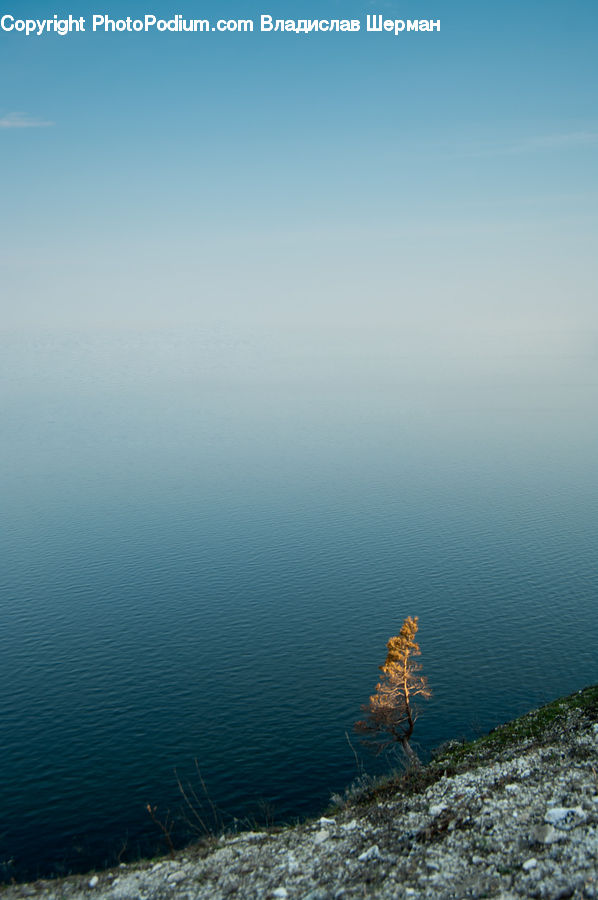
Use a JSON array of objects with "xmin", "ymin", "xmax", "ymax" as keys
[{"xmin": 1, "ymin": 327, "xmax": 596, "ymax": 881}]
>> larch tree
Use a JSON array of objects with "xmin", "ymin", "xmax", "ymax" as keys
[{"xmin": 355, "ymin": 615, "xmax": 431, "ymax": 764}]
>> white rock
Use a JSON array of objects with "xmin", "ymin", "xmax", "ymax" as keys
[
  {"xmin": 358, "ymin": 844, "xmax": 381, "ymax": 862},
  {"xmin": 110, "ymin": 875, "xmax": 143, "ymax": 899},
  {"xmin": 429, "ymin": 803, "xmax": 447, "ymax": 817},
  {"xmin": 88, "ymin": 876, "xmax": 99, "ymax": 888},
  {"xmin": 341, "ymin": 819, "xmax": 358, "ymax": 831},
  {"xmin": 314, "ymin": 829, "xmax": 329, "ymax": 845},
  {"xmin": 285, "ymin": 853, "xmax": 299, "ymax": 875},
  {"xmin": 272, "ymin": 889, "xmax": 288, "ymax": 899},
  {"xmin": 319, "ymin": 816, "xmax": 335, "ymax": 826},
  {"xmin": 167, "ymin": 871, "xmax": 186, "ymax": 884},
  {"xmin": 522, "ymin": 858, "xmax": 537, "ymax": 871},
  {"xmin": 505, "ymin": 783, "xmax": 519, "ymax": 793},
  {"xmin": 544, "ymin": 806, "xmax": 586, "ymax": 829},
  {"xmin": 533, "ymin": 823, "xmax": 565, "ymax": 844}
]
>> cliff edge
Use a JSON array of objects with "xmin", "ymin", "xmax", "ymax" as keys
[{"xmin": 2, "ymin": 685, "xmax": 598, "ymax": 900}]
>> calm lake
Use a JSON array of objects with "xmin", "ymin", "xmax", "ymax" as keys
[{"xmin": 1, "ymin": 327, "xmax": 596, "ymax": 882}]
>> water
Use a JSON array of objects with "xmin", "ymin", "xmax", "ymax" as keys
[{"xmin": 1, "ymin": 327, "xmax": 597, "ymax": 882}]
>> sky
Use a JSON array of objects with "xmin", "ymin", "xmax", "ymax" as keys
[{"xmin": 1, "ymin": 0, "xmax": 597, "ymax": 366}]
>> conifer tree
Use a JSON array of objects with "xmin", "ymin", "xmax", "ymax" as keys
[{"xmin": 355, "ymin": 616, "xmax": 431, "ymax": 763}]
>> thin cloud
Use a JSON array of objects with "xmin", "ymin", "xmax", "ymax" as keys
[{"xmin": 0, "ymin": 112, "xmax": 54, "ymax": 129}]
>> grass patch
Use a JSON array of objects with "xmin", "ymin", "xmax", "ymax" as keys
[
  {"xmin": 437, "ymin": 683, "xmax": 598, "ymax": 765},
  {"xmin": 345, "ymin": 684, "xmax": 598, "ymax": 808}
]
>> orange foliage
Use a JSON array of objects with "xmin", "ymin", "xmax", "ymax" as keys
[{"xmin": 355, "ymin": 616, "xmax": 431, "ymax": 760}]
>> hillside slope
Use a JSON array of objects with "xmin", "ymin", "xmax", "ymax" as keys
[{"xmin": 2, "ymin": 686, "xmax": 598, "ymax": 900}]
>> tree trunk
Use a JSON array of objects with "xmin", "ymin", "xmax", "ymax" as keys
[{"xmin": 400, "ymin": 737, "xmax": 420, "ymax": 768}]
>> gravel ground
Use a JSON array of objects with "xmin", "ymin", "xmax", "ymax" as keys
[{"xmin": 2, "ymin": 687, "xmax": 597, "ymax": 900}]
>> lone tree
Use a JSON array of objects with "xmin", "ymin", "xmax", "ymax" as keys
[{"xmin": 355, "ymin": 616, "xmax": 431, "ymax": 764}]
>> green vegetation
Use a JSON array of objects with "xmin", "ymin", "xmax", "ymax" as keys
[
  {"xmin": 435, "ymin": 683, "xmax": 598, "ymax": 768},
  {"xmin": 341, "ymin": 684, "xmax": 598, "ymax": 809}
]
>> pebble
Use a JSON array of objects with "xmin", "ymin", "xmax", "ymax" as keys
[
  {"xmin": 532, "ymin": 823, "xmax": 564, "ymax": 844},
  {"xmin": 319, "ymin": 816, "xmax": 336, "ymax": 826},
  {"xmin": 358, "ymin": 844, "xmax": 381, "ymax": 862},
  {"xmin": 544, "ymin": 806, "xmax": 586, "ymax": 829},
  {"xmin": 88, "ymin": 875, "xmax": 99, "ymax": 888},
  {"xmin": 429, "ymin": 803, "xmax": 447, "ymax": 816},
  {"xmin": 285, "ymin": 852, "xmax": 299, "ymax": 874}
]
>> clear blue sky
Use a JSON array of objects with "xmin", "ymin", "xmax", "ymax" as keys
[{"xmin": 1, "ymin": 0, "xmax": 596, "ymax": 358}]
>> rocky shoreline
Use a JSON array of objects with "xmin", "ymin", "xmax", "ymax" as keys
[{"xmin": 2, "ymin": 686, "xmax": 597, "ymax": 899}]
